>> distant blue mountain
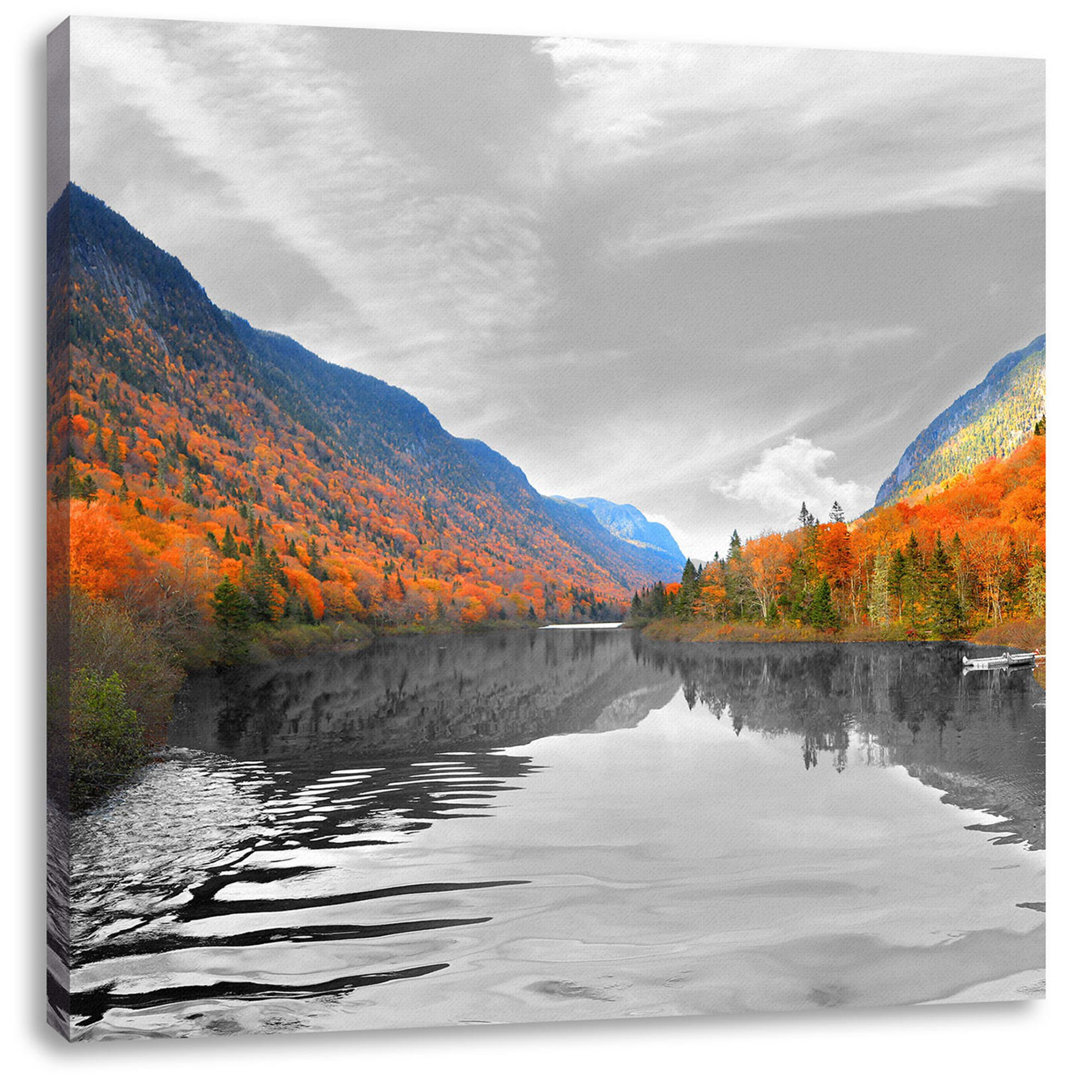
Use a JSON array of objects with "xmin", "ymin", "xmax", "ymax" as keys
[{"xmin": 550, "ymin": 496, "xmax": 685, "ymax": 577}]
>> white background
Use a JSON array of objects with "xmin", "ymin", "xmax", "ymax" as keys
[{"xmin": 5, "ymin": 2, "xmax": 1077, "ymax": 1077}]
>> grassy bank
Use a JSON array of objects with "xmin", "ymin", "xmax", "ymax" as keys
[
  {"xmin": 968, "ymin": 618, "xmax": 1045, "ymax": 653},
  {"xmin": 638, "ymin": 615, "xmax": 1046, "ymax": 650},
  {"xmin": 638, "ymin": 617, "xmax": 913, "ymax": 644}
]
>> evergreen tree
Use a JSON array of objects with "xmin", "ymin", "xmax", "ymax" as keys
[
  {"xmin": 900, "ymin": 532, "xmax": 924, "ymax": 632},
  {"xmin": 246, "ymin": 544, "xmax": 281, "ymax": 623},
  {"xmin": 80, "ymin": 474, "xmax": 98, "ymax": 508},
  {"xmin": 674, "ymin": 559, "xmax": 700, "ymax": 620},
  {"xmin": 725, "ymin": 532, "xmax": 753, "ymax": 620},
  {"xmin": 220, "ymin": 525, "xmax": 239, "ymax": 560},
  {"xmin": 829, "ymin": 501, "xmax": 845, "ymax": 523},
  {"xmin": 212, "ymin": 578, "xmax": 251, "ymax": 665},
  {"xmin": 926, "ymin": 535, "xmax": 964, "ymax": 638},
  {"xmin": 808, "ymin": 577, "xmax": 840, "ymax": 630},
  {"xmin": 105, "ymin": 430, "xmax": 123, "ymax": 473}
]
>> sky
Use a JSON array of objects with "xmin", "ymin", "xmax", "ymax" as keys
[{"xmin": 64, "ymin": 17, "xmax": 1045, "ymax": 561}]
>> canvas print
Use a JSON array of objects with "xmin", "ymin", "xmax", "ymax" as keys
[{"xmin": 46, "ymin": 17, "xmax": 1046, "ymax": 1040}]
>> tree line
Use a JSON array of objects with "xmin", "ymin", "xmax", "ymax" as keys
[{"xmin": 631, "ymin": 431, "xmax": 1045, "ymax": 639}]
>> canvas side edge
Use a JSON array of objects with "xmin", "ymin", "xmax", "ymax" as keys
[{"xmin": 46, "ymin": 17, "xmax": 74, "ymax": 1043}]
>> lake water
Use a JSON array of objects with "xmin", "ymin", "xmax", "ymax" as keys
[{"xmin": 53, "ymin": 629, "xmax": 1045, "ymax": 1039}]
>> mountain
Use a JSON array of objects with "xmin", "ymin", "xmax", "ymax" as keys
[
  {"xmin": 874, "ymin": 335, "xmax": 1045, "ymax": 506},
  {"xmin": 552, "ymin": 497, "xmax": 684, "ymax": 573},
  {"xmin": 47, "ymin": 185, "xmax": 683, "ymax": 631}
]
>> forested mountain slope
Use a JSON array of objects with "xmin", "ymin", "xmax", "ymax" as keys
[
  {"xmin": 47, "ymin": 184, "xmax": 678, "ymax": 633},
  {"xmin": 875, "ymin": 335, "xmax": 1045, "ymax": 507}
]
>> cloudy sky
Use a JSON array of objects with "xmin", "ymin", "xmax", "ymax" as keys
[{"xmin": 65, "ymin": 17, "xmax": 1044, "ymax": 560}]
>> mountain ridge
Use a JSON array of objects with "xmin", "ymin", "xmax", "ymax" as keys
[
  {"xmin": 48, "ymin": 184, "xmax": 684, "ymax": 633},
  {"xmin": 553, "ymin": 496, "xmax": 685, "ymax": 566},
  {"xmin": 874, "ymin": 334, "xmax": 1045, "ymax": 507}
]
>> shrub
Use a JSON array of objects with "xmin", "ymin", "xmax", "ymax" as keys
[
  {"xmin": 68, "ymin": 669, "xmax": 145, "ymax": 810},
  {"xmin": 48, "ymin": 589, "xmax": 184, "ymax": 810}
]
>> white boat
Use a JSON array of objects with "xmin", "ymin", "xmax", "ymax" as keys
[{"xmin": 961, "ymin": 651, "xmax": 1040, "ymax": 669}]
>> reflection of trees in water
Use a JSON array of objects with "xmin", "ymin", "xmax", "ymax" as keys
[
  {"xmin": 640, "ymin": 640, "xmax": 1045, "ymax": 848},
  {"xmin": 176, "ymin": 629, "xmax": 680, "ymax": 763},
  {"xmin": 173, "ymin": 634, "xmax": 1044, "ymax": 850}
]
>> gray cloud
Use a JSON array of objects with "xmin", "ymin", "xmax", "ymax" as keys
[
  {"xmin": 69, "ymin": 18, "xmax": 1044, "ymax": 561},
  {"xmin": 534, "ymin": 38, "xmax": 1044, "ymax": 256}
]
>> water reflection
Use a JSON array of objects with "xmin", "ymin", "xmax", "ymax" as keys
[
  {"xmin": 58, "ymin": 630, "xmax": 1044, "ymax": 1038},
  {"xmin": 645, "ymin": 640, "xmax": 1044, "ymax": 849},
  {"xmin": 175, "ymin": 629, "xmax": 681, "ymax": 759}
]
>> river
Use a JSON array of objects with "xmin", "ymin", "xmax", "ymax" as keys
[{"xmin": 51, "ymin": 628, "xmax": 1045, "ymax": 1038}]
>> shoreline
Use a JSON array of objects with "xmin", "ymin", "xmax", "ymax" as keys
[
  {"xmin": 186, "ymin": 614, "xmax": 627, "ymax": 673},
  {"xmin": 634, "ymin": 615, "xmax": 1046, "ymax": 653}
]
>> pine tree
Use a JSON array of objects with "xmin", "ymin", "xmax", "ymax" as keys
[
  {"xmin": 246, "ymin": 544, "xmax": 281, "ymax": 623},
  {"xmin": 105, "ymin": 430, "xmax": 123, "ymax": 473},
  {"xmin": 829, "ymin": 501, "xmax": 845, "ymax": 523},
  {"xmin": 926, "ymin": 535, "xmax": 964, "ymax": 638},
  {"xmin": 808, "ymin": 577, "xmax": 840, "ymax": 630},
  {"xmin": 212, "ymin": 578, "xmax": 251, "ymax": 665},
  {"xmin": 900, "ymin": 532, "xmax": 924, "ymax": 633},
  {"xmin": 80, "ymin": 475, "xmax": 98, "ymax": 508},
  {"xmin": 220, "ymin": 525, "xmax": 239, "ymax": 560},
  {"xmin": 674, "ymin": 559, "xmax": 700, "ymax": 620}
]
